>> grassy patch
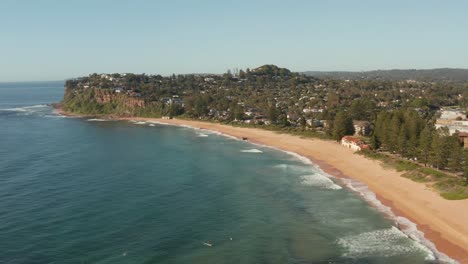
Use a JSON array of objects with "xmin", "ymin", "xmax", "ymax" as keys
[
  {"xmin": 401, "ymin": 171, "xmax": 431, "ymax": 182},
  {"xmin": 359, "ymin": 150, "xmax": 468, "ymax": 200},
  {"xmin": 435, "ymin": 178, "xmax": 468, "ymax": 200}
]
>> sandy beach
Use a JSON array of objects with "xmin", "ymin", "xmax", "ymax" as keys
[{"xmin": 118, "ymin": 117, "xmax": 468, "ymax": 263}]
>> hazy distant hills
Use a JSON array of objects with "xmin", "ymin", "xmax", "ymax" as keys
[{"xmin": 304, "ymin": 68, "xmax": 468, "ymax": 82}]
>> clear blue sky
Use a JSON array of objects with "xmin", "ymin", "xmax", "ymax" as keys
[{"xmin": 1, "ymin": 0, "xmax": 467, "ymax": 81}]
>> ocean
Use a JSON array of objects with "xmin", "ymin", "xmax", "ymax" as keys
[{"xmin": 0, "ymin": 82, "xmax": 444, "ymax": 263}]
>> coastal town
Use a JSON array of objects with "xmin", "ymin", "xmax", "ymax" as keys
[
  {"xmin": 58, "ymin": 66, "xmax": 468, "ymax": 223},
  {"xmin": 62, "ymin": 66, "xmax": 468, "ymax": 184}
]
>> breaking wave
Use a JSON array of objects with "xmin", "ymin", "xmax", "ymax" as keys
[
  {"xmin": 87, "ymin": 118, "xmax": 111, "ymax": 122},
  {"xmin": 340, "ymin": 178, "xmax": 456, "ymax": 263},
  {"xmin": 337, "ymin": 226, "xmax": 435, "ymax": 260},
  {"xmin": 0, "ymin": 104, "xmax": 49, "ymax": 113},
  {"xmin": 240, "ymin": 149, "xmax": 263, "ymax": 153},
  {"xmin": 300, "ymin": 174, "xmax": 342, "ymax": 190}
]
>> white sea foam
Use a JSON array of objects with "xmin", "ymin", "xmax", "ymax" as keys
[
  {"xmin": 44, "ymin": 114, "xmax": 67, "ymax": 118},
  {"xmin": 148, "ymin": 124, "xmax": 155, "ymax": 127},
  {"xmin": 0, "ymin": 107, "xmax": 28, "ymax": 112},
  {"xmin": 87, "ymin": 118, "xmax": 110, "ymax": 122},
  {"xmin": 240, "ymin": 149, "xmax": 263, "ymax": 153},
  {"xmin": 146, "ymin": 120, "xmax": 241, "ymax": 141},
  {"xmin": 260, "ymin": 141, "xmax": 454, "ymax": 262},
  {"xmin": 0, "ymin": 104, "xmax": 48, "ymax": 113},
  {"xmin": 128, "ymin": 120, "xmax": 147, "ymax": 125},
  {"xmin": 196, "ymin": 132, "xmax": 209, "ymax": 137},
  {"xmin": 337, "ymin": 226, "xmax": 435, "ymax": 260},
  {"xmin": 300, "ymin": 174, "xmax": 342, "ymax": 190},
  {"xmin": 340, "ymin": 178, "xmax": 456, "ymax": 263},
  {"xmin": 274, "ymin": 164, "xmax": 313, "ymax": 174}
]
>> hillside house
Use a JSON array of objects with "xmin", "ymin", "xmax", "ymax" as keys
[
  {"xmin": 353, "ymin": 121, "xmax": 371, "ymax": 136},
  {"xmin": 458, "ymin": 132, "xmax": 468, "ymax": 149}
]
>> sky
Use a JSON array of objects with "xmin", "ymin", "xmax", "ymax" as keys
[{"xmin": 1, "ymin": 0, "xmax": 468, "ymax": 81}]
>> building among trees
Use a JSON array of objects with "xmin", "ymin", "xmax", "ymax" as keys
[{"xmin": 341, "ymin": 136, "xmax": 370, "ymax": 151}]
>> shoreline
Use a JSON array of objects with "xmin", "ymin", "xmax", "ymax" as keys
[{"xmin": 55, "ymin": 109, "xmax": 468, "ymax": 263}]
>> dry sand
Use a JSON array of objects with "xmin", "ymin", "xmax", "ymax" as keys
[{"xmin": 128, "ymin": 117, "xmax": 468, "ymax": 263}]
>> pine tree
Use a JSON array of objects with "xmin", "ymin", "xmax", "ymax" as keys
[
  {"xmin": 332, "ymin": 111, "xmax": 355, "ymax": 141},
  {"xmin": 388, "ymin": 114, "xmax": 401, "ymax": 153},
  {"xmin": 447, "ymin": 136, "xmax": 463, "ymax": 171},
  {"xmin": 463, "ymin": 149, "xmax": 468, "ymax": 182},
  {"xmin": 418, "ymin": 124, "xmax": 433, "ymax": 166},
  {"xmin": 429, "ymin": 128, "xmax": 450, "ymax": 169},
  {"xmin": 371, "ymin": 133, "xmax": 381, "ymax": 149},
  {"xmin": 406, "ymin": 110, "xmax": 422, "ymax": 158},
  {"xmin": 398, "ymin": 125, "xmax": 409, "ymax": 157},
  {"xmin": 268, "ymin": 106, "xmax": 279, "ymax": 123},
  {"xmin": 374, "ymin": 112, "xmax": 388, "ymax": 148}
]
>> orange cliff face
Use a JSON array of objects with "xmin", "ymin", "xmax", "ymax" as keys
[{"xmin": 93, "ymin": 89, "xmax": 145, "ymax": 108}]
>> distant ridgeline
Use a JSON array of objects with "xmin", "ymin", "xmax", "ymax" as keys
[{"xmin": 304, "ymin": 68, "xmax": 468, "ymax": 83}]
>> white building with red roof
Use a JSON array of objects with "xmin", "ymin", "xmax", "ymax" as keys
[{"xmin": 341, "ymin": 136, "xmax": 370, "ymax": 151}]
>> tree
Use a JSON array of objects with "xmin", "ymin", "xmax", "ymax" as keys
[
  {"xmin": 374, "ymin": 111, "xmax": 389, "ymax": 149},
  {"xmin": 279, "ymin": 113, "xmax": 289, "ymax": 127},
  {"xmin": 429, "ymin": 128, "xmax": 450, "ymax": 169},
  {"xmin": 332, "ymin": 111, "xmax": 354, "ymax": 141},
  {"xmin": 447, "ymin": 136, "xmax": 463, "ymax": 171},
  {"xmin": 464, "ymin": 149, "xmax": 468, "ymax": 182},
  {"xmin": 349, "ymin": 99, "xmax": 376, "ymax": 121},
  {"xmin": 298, "ymin": 117, "xmax": 306, "ymax": 129},
  {"xmin": 418, "ymin": 124, "xmax": 433, "ymax": 166},
  {"xmin": 397, "ymin": 125, "xmax": 408, "ymax": 157},
  {"xmin": 388, "ymin": 114, "xmax": 402, "ymax": 153},
  {"xmin": 267, "ymin": 106, "xmax": 279, "ymax": 123},
  {"xmin": 168, "ymin": 103, "xmax": 184, "ymax": 117},
  {"xmin": 233, "ymin": 105, "xmax": 244, "ymax": 121},
  {"xmin": 371, "ymin": 133, "xmax": 381, "ymax": 149},
  {"xmin": 239, "ymin": 70, "xmax": 246, "ymax": 79},
  {"xmin": 194, "ymin": 97, "xmax": 209, "ymax": 117}
]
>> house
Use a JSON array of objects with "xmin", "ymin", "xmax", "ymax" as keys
[
  {"xmin": 321, "ymin": 120, "xmax": 331, "ymax": 129},
  {"xmin": 341, "ymin": 136, "xmax": 370, "ymax": 151},
  {"xmin": 306, "ymin": 119, "xmax": 323, "ymax": 127},
  {"xmin": 353, "ymin": 120, "xmax": 371, "ymax": 136},
  {"xmin": 435, "ymin": 108, "xmax": 468, "ymax": 135},
  {"xmin": 244, "ymin": 109, "xmax": 260, "ymax": 117},
  {"xmin": 113, "ymin": 87, "xmax": 124, "ymax": 93},
  {"xmin": 302, "ymin": 108, "xmax": 323, "ymax": 114},
  {"xmin": 458, "ymin": 132, "xmax": 468, "ymax": 149},
  {"xmin": 440, "ymin": 109, "xmax": 466, "ymax": 120}
]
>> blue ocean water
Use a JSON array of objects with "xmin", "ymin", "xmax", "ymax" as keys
[{"xmin": 0, "ymin": 82, "xmax": 441, "ymax": 263}]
